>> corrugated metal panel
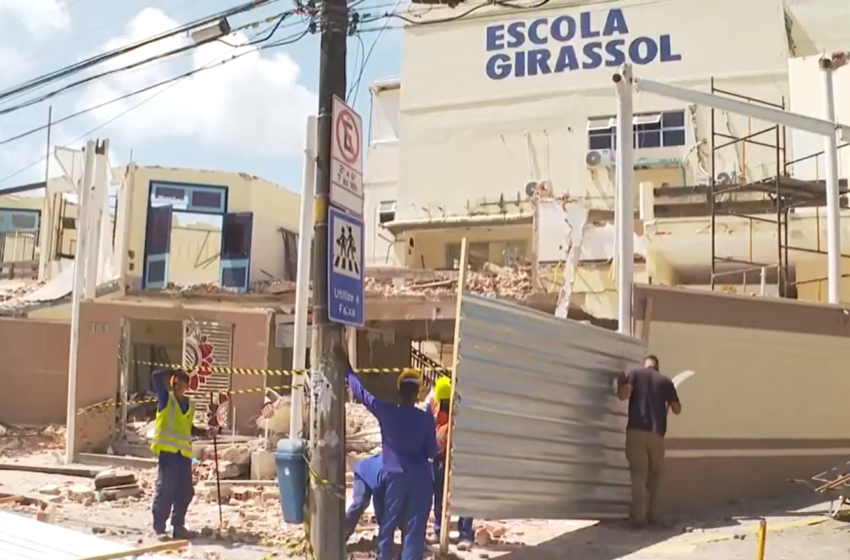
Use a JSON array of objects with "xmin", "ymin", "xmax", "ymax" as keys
[
  {"xmin": 449, "ymin": 294, "xmax": 646, "ymax": 520},
  {"xmin": 183, "ymin": 321, "xmax": 233, "ymax": 423},
  {"xmin": 0, "ymin": 511, "xmax": 170, "ymax": 559}
]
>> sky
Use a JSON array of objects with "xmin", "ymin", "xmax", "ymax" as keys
[{"xmin": 0, "ymin": 0, "xmax": 404, "ymax": 194}]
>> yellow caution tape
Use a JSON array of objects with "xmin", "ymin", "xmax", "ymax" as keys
[
  {"xmin": 134, "ymin": 360, "xmax": 450, "ymax": 377},
  {"xmin": 75, "ymin": 384, "xmax": 294, "ymax": 415}
]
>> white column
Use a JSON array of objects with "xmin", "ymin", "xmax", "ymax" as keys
[
  {"xmin": 84, "ymin": 142, "xmax": 103, "ymax": 299},
  {"xmin": 65, "ymin": 140, "xmax": 96, "ymax": 465},
  {"xmin": 614, "ymin": 65, "xmax": 635, "ymax": 335},
  {"xmin": 820, "ymin": 57, "xmax": 841, "ymax": 304},
  {"xmin": 290, "ymin": 116, "xmax": 318, "ymax": 441}
]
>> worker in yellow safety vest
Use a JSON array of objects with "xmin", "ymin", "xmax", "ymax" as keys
[{"xmin": 150, "ymin": 368, "xmax": 216, "ymax": 540}]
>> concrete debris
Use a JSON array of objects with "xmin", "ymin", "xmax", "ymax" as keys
[
  {"xmin": 365, "ymin": 262, "xmax": 534, "ymax": 301},
  {"xmin": 94, "ymin": 469, "xmax": 137, "ymax": 490},
  {"xmin": 159, "ymin": 278, "xmax": 296, "ymax": 296},
  {"xmin": 345, "ymin": 403, "xmax": 381, "ymax": 454},
  {"xmin": 0, "ymin": 424, "xmax": 65, "ymax": 458}
]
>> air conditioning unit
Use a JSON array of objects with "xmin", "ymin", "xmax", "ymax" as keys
[{"xmin": 586, "ymin": 149, "xmax": 614, "ymax": 170}]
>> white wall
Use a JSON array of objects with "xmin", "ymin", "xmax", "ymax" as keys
[
  {"xmin": 788, "ymin": 56, "xmax": 850, "ymax": 181},
  {"xmin": 364, "ymin": 83, "xmax": 403, "ymax": 265},
  {"xmin": 396, "ymin": 0, "xmax": 791, "ymax": 222}
]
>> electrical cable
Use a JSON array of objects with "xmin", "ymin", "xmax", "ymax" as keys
[
  {"xmin": 0, "ymin": 17, "xmax": 315, "ymax": 187},
  {"xmin": 0, "ymin": 0, "xmax": 283, "ymax": 103},
  {"xmin": 347, "ymin": 0, "xmax": 405, "ymax": 105},
  {"xmin": 0, "ymin": 10, "xmax": 299, "ymax": 116}
]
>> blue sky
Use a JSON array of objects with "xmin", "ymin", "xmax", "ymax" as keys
[{"xmin": 0, "ymin": 0, "xmax": 403, "ymax": 193}]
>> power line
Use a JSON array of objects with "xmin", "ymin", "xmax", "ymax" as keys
[
  {"xmin": 347, "ymin": 0, "xmax": 404, "ymax": 105},
  {"xmin": 0, "ymin": 0, "xmax": 284, "ymax": 104},
  {"xmin": 0, "ymin": 18, "xmax": 315, "ymax": 187},
  {"xmin": 0, "ymin": 10, "xmax": 299, "ymax": 117}
]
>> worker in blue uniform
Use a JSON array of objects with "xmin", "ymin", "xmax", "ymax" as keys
[
  {"xmin": 337, "ymin": 344, "xmax": 437, "ymax": 560},
  {"xmin": 150, "ymin": 369, "xmax": 215, "ymax": 540},
  {"xmin": 345, "ymin": 453, "xmax": 385, "ymax": 541}
]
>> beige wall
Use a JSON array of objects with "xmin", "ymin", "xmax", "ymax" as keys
[
  {"xmin": 395, "ymin": 0, "xmax": 791, "ymax": 225},
  {"xmin": 633, "ymin": 284, "xmax": 850, "ymax": 509},
  {"xmin": 407, "ymin": 224, "xmax": 532, "ymax": 269},
  {"xmin": 796, "ymin": 256, "xmax": 850, "ymax": 304},
  {"xmin": 121, "ymin": 165, "xmax": 300, "ymax": 289},
  {"xmin": 168, "ymin": 223, "xmax": 222, "ymax": 285},
  {"xmin": 75, "ymin": 301, "xmax": 272, "ymax": 452},
  {"xmin": 0, "ymin": 318, "xmax": 70, "ymax": 425}
]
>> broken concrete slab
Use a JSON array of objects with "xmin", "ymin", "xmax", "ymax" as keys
[
  {"xmin": 0, "ymin": 462, "xmax": 104, "ymax": 478},
  {"xmin": 93, "ymin": 469, "xmax": 136, "ymax": 490},
  {"xmin": 68, "ymin": 485, "xmax": 95, "ymax": 502}
]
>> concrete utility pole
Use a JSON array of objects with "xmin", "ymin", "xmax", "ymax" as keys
[
  {"xmin": 308, "ymin": 0, "xmax": 348, "ymax": 555},
  {"xmin": 614, "ymin": 65, "xmax": 635, "ymax": 336},
  {"xmin": 819, "ymin": 55, "xmax": 843, "ymax": 304},
  {"xmin": 65, "ymin": 139, "xmax": 98, "ymax": 465}
]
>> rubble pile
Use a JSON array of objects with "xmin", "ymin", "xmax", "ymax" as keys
[
  {"xmin": 365, "ymin": 262, "xmax": 534, "ymax": 301},
  {"xmin": 0, "ymin": 424, "xmax": 65, "ymax": 457},
  {"xmin": 195, "ymin": 443, "xmax": 254, "ymax": 481},
  {"xmin": 37, "ymin": 469, "xmax": 143, "ymax": 505},
  {"xmin": 159, "ymin": 278, "xmax": 296, "ymax": 296},
  {"xmin": 345, "ymin": 403, "xmax": 381, "ymax": 454}
]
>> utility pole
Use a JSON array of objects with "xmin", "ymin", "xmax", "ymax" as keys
[{"xmin": 309, "ymin": 0, "xmax": 348, "ymax": 555}]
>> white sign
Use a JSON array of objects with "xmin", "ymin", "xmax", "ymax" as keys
[{"xmin": 330, "ymin": 96, "xmax": 364, "ymax": 217}]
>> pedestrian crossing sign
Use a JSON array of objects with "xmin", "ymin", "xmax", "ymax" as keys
[{"xmin": 328, "ymin": 207, "xmax": 365, "ymax": 327}]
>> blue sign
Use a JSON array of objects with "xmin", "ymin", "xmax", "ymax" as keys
[
  {"xmin": 485, "ymin": 8, "xmax": 681, "ymax": 80},
  {"xmin": 328, "ymin": 207, "xmax": 365, "ymax": 327}
]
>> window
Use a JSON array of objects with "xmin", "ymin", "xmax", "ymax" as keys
[
  {"xmin": 150, "ymin": 182, "xmax": 227, "ymax": 214},
  {"xmin": 378, "ymin": 201, "xmax": 396, "ymax": 225},
  {"xmin": 11, "ymin": 213, "xmax": 37, "ymax": 230},
  {"xmin": 586, "ymin": 110, "xmax": 687, "ymax": 151}
]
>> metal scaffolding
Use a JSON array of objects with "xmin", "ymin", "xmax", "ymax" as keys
[{"xmin": 708, "ymin": 79, "xmax": 850, "ymax": 298}]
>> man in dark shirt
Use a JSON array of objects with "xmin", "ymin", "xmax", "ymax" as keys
[{"xmin": 617, "ymin": 355, "xmax": 682, "ymax": 527}]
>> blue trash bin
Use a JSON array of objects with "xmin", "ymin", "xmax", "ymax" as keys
[{"xmin": 275, "ymin": 438, "xmax": 306, "ymax": 524}]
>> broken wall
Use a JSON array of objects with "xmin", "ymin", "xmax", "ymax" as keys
[
  {"xmin": 634, "ymin": 284, "xmax": 850, "ymax": 510},
  {"xmin": 0, "ymin": 318, "xmax": 70, "ymax": 425},
  {"xmin": 75, "ymin": 301, "xmax": 272, "ymax": 453}
]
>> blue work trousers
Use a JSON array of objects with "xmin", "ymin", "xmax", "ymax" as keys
[
  {"xmin": 379, "ymin": 470, "xmax": 433, "ymax": 560},
  {"xmin": 433, "ymin": 456, "xmax": 474, "ymax": 542},
  {"xmin": 152, "ymin": 451, "xmax": 194, "ymax": 534},
  {"xmin": 345, "ymin": 473, "xmax": 385, "ymax": 541}
]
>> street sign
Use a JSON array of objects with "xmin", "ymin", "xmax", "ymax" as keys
[
  {"xmin": 328, "ymin": 206, "xmax": 365, "ymax": 327},
  {"xmin": 330, "ymin": 95, "xmax": 364, "ymax": 217}
]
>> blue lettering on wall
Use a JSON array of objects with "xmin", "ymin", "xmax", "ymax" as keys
[{"xmin": 484, "ymin": 8, "xmax": 681, "ymax": 80}]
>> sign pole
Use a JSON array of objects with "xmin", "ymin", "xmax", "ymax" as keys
[{"xmin": 309, "ymin": 0, "xmax": 349, "ymax": 555}]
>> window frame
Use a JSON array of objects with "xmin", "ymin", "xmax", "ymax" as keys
[{"xmin": 586, "ymin": 110, "xmax": 688, "ymax": 151}]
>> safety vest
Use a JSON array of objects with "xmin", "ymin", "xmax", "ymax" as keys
[
  {"xmin": 150, "ymin": 392, "xmax": 194, "ymax": 458},
  {"xmin": 430, "ymin": 399, "xmax": 449, "ymax": 456}
]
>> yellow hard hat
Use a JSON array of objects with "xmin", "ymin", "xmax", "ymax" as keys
[
  {"xmin": 397, "ymin": 368, "xmax": 422, "ymax": 390},
  {"xmin": 434, "ymin": 377, "xmax": 452, "ymax": 401}
]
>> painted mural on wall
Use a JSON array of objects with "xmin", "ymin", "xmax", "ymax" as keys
[
  {"xmin": 184, "ymin": 325, "xmax": 216, "ymax": 391},
  {"xmin": 485, "ymin": 8, "xmax": 682, "ymax": 80}
]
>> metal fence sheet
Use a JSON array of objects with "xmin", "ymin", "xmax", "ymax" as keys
[{"xmin": 450, "ymin": 294, "xmax": 647, "ymax": 519}]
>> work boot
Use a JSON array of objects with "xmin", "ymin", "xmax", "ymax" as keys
[
  {"xmin": 154, "ymin": 531, "xmax": 170, "ymax": 542},
  {"xmin": 172, "ymin": 527, "xmax": 198, "ymax": 540},
  {"xmin": 457, "ymin": 539, "xmax": 473, "ymax": 551}
]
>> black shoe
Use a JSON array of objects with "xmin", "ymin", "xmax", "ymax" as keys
[{"xmin": 172, "ymin": 527, "xmax": 198, "ymax": 540}]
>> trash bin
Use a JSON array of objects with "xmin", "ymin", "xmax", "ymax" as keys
[{"xmin": 275, "ymin": 438, "xmax": 306, "ymax": 524}]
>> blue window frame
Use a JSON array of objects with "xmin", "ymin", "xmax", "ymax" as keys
[
  {"xmin": 149, "ymin": 181, "xmax": 227, "ymax": 215},
  {"xmin": 587, "ymin": 110, "xmax": 687, "ymax": 151},
  {"xmin": 143, "ymin": 180, "xmax": 228, "ymax": 289},
  {"xmin": 0, "ymin": 209, "xmax": 40, "ymax": 232}
]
